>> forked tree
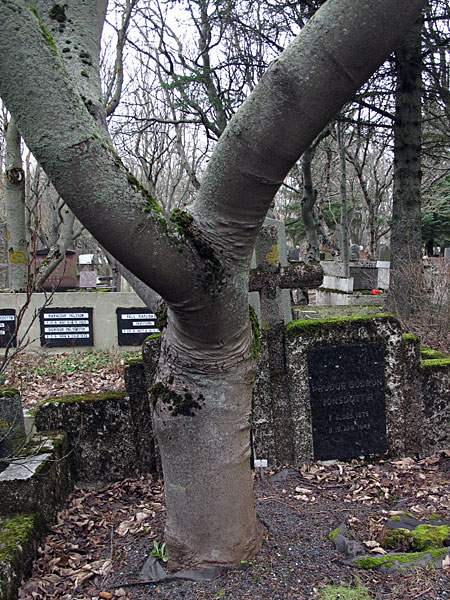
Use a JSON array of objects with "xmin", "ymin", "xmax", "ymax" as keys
[{"xmin": 0, "ymin": 0, "xmax": 426, "ymax": 571}]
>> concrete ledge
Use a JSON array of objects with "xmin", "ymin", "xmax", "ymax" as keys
[
  {"xmin": 0, "ymin": 431, "xmax": 72, "ymax": 526},
  {"xmin": 316, "ymin": 290, "xmax": 385, "ymax": 306}
]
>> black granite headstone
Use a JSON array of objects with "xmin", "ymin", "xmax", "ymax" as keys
[
  {"xmin": 40, "ymin": 308, "xmax": 94, "ymax": 347},
  {"xmin": 307, "ymin": 342, "xmax": 387, "ymax": 460},
  {"xmin": 116, "ymin": 308, "xmax": 159, "ymax": 346},
  {"xmin": 0, "ymin": 310, "xmax": 16, "ymax": 348}
]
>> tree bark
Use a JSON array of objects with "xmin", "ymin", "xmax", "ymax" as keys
[
  {"xmin": 5, "ymin": 117, "xmax": 28, "ymax": 291},
  {"xmin": 0, "ymin": 0, "xmax": 427, "ymax": 570},
  {"xmin": 301, "ymin": 144, "xmax": 320, "ymax": 263},
  {"xmin": 388, "ymin": 19, "xmax": 423, "ymax": 316},
  {"xmin": 337, "ymin": 120, "xmax": 350, "ymax": 276}
]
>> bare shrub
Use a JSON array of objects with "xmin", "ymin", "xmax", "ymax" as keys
[{"xmin": 389, "ymin": 257, "xmax": 450, "ymax": 353}]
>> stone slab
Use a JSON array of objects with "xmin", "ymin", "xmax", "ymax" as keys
[{"xmin": 307, "ymin": 342, "xmax": 387, "ymax": 460}]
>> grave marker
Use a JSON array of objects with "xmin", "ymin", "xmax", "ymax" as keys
[
  {"xmin": 40, "ymin": 308, "xmax": 94, "ymax": 347},
  {"xmin": 307, "ymin": 342, "xmax": 387, "ymax": 460},
  {"xmin": 116, "ymin": 308, "xmax": 159, "ymax": 346},
  {"xmin": 0, "ymin": 309, "xmax": 16, "ymax": 348}
]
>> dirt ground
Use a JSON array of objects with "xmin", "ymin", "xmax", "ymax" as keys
[{"xmin": 17, "ymin": 451, "xmax": 450, "ymax": 600}]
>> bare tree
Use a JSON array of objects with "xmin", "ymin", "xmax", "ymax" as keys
[{"xmin": 0, "ymin": 0, "xmax": 426, "ymax": 571}]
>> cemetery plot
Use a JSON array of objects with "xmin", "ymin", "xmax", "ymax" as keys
[
  {"xmin": 40, "ymin": 308, "xmax": 94, "ymax": 347},
  {"xmin": 0, "ymin": 309, "xmax": 16, "ymax": 348},
  {"xmin": 308, "ymin": 342, "xmax": 387, "ymax": 461},
  {"xmin": 116, "ymin": 308, "xmax": 159, "ymax": 346}
]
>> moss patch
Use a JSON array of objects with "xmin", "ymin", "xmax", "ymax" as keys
[
  {"xmin": 286, "ymin": 314, "xmax": 398, "ymax": 337},
  {"xmin": 354, "ymin": 547, "xmax": 448, "ymax": 571},
  {"xmin": 149, "ymin": 382, "xmax": 203, "ymax": 417},
  {"xmin": 0, "ymin": 387, "xmax": 19, "ymax": 399},
  {"xmin": 29, "ymin": 5, "xmax": 58, "ymax": 56},
  {"xmin": 170, "ymin": 209, "xmax": 225, "ymax": 293},
  {"xmin": 0, "ymin": 514, "xmax": 44, "ymax": 600},
  {"xmin": 420, "ymin": 357, "xmax": 450, "ymax": 371},
  {"xmin": 328, "ymin": 527, "xmax": 341, "ymax": 541},
  {"xmin": 382, "ymin": 524, "xmax": 450, "ymax": 552},
  {"xmin": 319, "ymin": 583, "xmax": 373, "ymax": 600},
  {"xmin": 420, "ymin": 346, "xmax": 449, "ymax": 360},
  {"xmin": 249, "ymin": 305, "xmax": 260, "ymax": 359},
  {"xmin": 39, "ymin": 390, "xmax": 127, "ymax": 407}
]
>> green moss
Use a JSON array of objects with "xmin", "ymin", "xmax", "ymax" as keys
[
  {"xmin": 355, "ymin": 548, "xmax": 448, "ymax": 571},
  {"xmin": 319, "ymin": 583, "xmax": 372, "ymax": 600},
  {"xmin": 382, "ymin": 524, "xmax": 450, "ymax": 552},
  {"xmin": 0, "ymin": 514, "xmax": 40, "ymax": 558},
  {"xmin": 124, "ymin": 358, "xmax": 143, "ymax": 367},
  {"xmin": 390, "ymin": 515, "xmax": 402, "ymax": 522},
  {"xmin": 126, "ymin": 172, "xmax": 162, "ymax": 214},
  {"xmin": 40, "ymin": 390, "xmax": 127, "ymax": 407},
  {"xmin": 420, "ymin": 346, "xmax": 449, "ymax": 360},
  {"xmin": 149, "ymin": 382, "xmax": 203, "ymax": 417},
  {"xmin": 249, "ymin": 305, "xmax": 260, "ymax": 359},
  {"xmin": 29, "ymin": 6, "xmax": 58, "ymax": 56},
  {"xmin": 49, "ymin": 3, "xmax": 67, "ymax": 23},
  {"xmin": 170, "ymin": 209, "xmax": 225, "ymax": 293},
  {"xmin": 286, "ymin": 314, "xmax": 398, "ymax": 336},
  {"xmin": 318, "ymin": 287, "xmax": 351, "ymax": 295},
  {"xmin": 80, "ymin": 70, "xmax": 88, "ymax": 78},
  {"xmin": 0, "ymin": 387, "xmax": 19, "ymax": 398},
  {"xmin": 420, "ymin": 357, "xmax": 450, "ymax": 370},
  {"xmin": 156, "ymin": 305, "xmax": 168, "ymax": 330},
  {"xmin": 328, "ymin": 527, "xmax": 341, "ymax": 541},
  {"xmin": 402, "ymin": 333, "xmax": 419, "ymax": 343},
  {"xmin": 143, "ymin": 333, "xmax": 162, "ymax": 345}
]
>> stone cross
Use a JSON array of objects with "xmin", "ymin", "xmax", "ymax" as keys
[
  {"xmin": 249, "ymin": 218, "xmax": 323, "ymax": 333},
  {"xmin": 248, "ymin": 218, "xmax": 323, "ymax": 465}
]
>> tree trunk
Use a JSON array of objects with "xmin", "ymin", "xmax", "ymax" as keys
[
  {"xmin": 301, "ymin": 144, "xmax": 320, "ymax": 264},
  {"xmin": 148, "ymin": 282, "xmax": 263, "ymax": 569},
  {"xmin": 388, "ymin": 19, "xmax": 423, "ymax": 316},
  {"xmin": 337, "ymin": 121, "xmax": 350, "ymax": 276},
  {"xmin": 5, "ymin": 117, "xmax": 28, "ymax": 291}
]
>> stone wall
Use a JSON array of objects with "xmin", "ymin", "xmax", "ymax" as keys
[{"xmin": 252, "ymin": 315, "xmax": 450, "ymax": 467}]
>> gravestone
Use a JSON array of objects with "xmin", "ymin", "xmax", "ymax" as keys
[
  {"xmin": 116, "ymin": 308, "xmax": 159, "ymax": 346},
  {"xmin": 377, "ymin": 244, "xmax": 391, "ymax": 262},
  {"xmin": 350, "ymin": 244, "xmax": 361, "ymax": 261},
  {"xmin": 0, "ymin": 309, "xmax": 16, "ymax": 348},
  {"xmin": 79, "ymin": 270, "xmax": 97, "ymax": 288},
  {"xmin": 308, "ymin": 342, "xmax": 387, "ymax": 460},
  {"xmin": 40, "ymin": 307, "xmax": 94, "ymax": 347}
]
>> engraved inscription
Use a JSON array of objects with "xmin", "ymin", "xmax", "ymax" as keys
[{"xmin": 307, "ymin": 343, "xmax": 387, "ymax": 460}]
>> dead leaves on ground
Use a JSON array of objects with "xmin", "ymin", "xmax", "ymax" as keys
[
  {"xmin": 292, "ymin": 450, "xmax": 450, "ymax": 516},
  {"xmin": 18, "ymin": 477, "xmax": 165, "ymax": 600}
]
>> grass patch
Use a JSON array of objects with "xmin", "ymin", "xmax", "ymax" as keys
[{"xmin": 319, "ymin": 583, "xmax": 373, "ymax": 600}]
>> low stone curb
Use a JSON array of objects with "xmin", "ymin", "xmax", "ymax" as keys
[
  {"xmin": 0, "ymin": 431, "xmax": 73, "ymax": 600},
  {"xmin": 0, "ymin": 514, "xmax": 45, "ymax": 600}
]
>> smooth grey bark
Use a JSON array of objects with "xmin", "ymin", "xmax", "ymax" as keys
[
  {"xmin": 0, "ymin": 0, "xmax": 427, "ymax": 570},
  {"xmin": 337, "ymin": 120, "xmax": 350, "ymax": 275},
  {"xmin": 388, "ymin": 19, "xmax": 424, "ymax": 316},
  {"xmin": 4, "ymin": 117, "xmax": 28, "ymax": 291}
]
